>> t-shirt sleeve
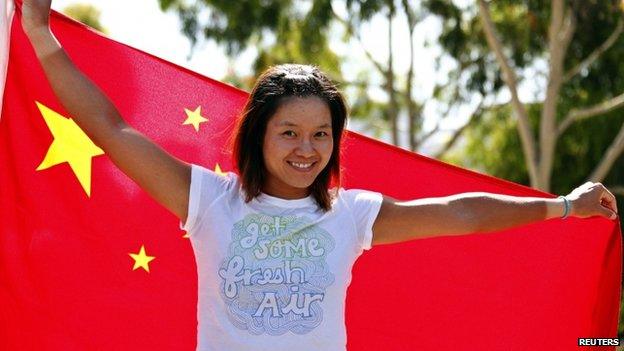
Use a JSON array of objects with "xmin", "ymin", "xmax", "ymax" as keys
[
  {"xmin": 179, "ymin": 164, "xmax": 233, "ymax": 235},
  {"xmin": 343, "ymin": 188, "xmax": 384, "ymax": 251}
]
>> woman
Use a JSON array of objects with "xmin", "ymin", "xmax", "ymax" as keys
[{"xmin": 21, "ymin": 0, "xmax": 619, "ymax": 350}]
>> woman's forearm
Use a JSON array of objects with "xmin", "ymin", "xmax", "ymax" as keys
[
  {"xmin": 373, "ymin": 183, "xmax": 616, "ymax": 245},
  {"xmin": 460, "ymin": 192, "xmax": 567, "ymax": 234},
  {"xmin": 26, "ymin": 27, "xmax": 126, "ymax": 146}
]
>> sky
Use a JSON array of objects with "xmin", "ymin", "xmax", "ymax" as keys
[{"xmin": 48, "ymin": 0, "xmax": 543, "ymax": 155}]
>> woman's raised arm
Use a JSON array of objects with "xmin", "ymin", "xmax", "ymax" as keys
[
  {"xmin": 371, "ymin": 182, "xmax": 619, "ymax": 246},
  {"xmin": 22, "ymin": 0, "xmax": 191, "ymax": 222}
]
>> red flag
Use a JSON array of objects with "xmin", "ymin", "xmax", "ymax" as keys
[{"xmin": 1, "ymin": 6, "xmax": 621, "ymax": 351}]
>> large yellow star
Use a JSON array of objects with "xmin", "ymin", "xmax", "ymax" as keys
[
  {"xmin": 35, "ymin": 102, "xmax": 105, "ymax": 197},
  {"xmin": 183, "ymin": 106, "xmax": 208, "ymax": 132},
  {"xmin": 129, "ymin": 245, "xmax": 155, "ymax": 273}
]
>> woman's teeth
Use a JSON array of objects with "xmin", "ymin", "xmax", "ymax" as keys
[{"xmin": 289, "ymin": 162, "xmax": 313, "ymax": 169}]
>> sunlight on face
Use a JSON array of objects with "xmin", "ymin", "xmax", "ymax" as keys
[{"xmin": 262, "ymin": 96, "xmax": 334, "ymax": 199}]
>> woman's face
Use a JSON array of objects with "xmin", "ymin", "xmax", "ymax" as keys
[{"xmin": 262, "ymin": 96, "xmax": 334, "ymax": 199}]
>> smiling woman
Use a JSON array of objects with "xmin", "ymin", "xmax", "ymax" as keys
[
  {"xmin": 19, "ymin": 0, "xmax": 620, "ymax": 349},
  {"xmin": 262, "ymin": 96, "xmax": 334, "ymax": 199},
  {"xmin": 231, "ymin": 64, "xmax": 348, "ymax": 210}
]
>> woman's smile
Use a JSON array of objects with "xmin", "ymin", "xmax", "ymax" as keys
[{"xmin": 287, "ymin": 160, "xmax": 317, "ymax": 172}]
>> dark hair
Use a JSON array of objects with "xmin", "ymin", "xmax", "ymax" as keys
[{"xmin": 231, "ymin": 64, "xmax": 348, "ymax": 211}]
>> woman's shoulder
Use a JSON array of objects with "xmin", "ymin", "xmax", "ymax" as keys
[
  {"xmin": 334, "ymin": 186, "xmax": 383, "ymax": 198},
  {"xmin": 332, "ymin": 187, "xmax": 384, "ymax": 210},
  {"xmin": 190, "ymin": 163, "xmax": 241, "ymax": 195},
  {"xmin": 192, "ymin": 163, "xmax": 238, "ymax": 179}
]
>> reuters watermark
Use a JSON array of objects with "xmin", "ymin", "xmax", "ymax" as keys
[{"xmin": 577, "ymin": 338, "xmax": 620, "ymax": 347}]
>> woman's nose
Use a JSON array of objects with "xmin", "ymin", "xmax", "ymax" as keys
[{"xmin": 295, "ymin": 140, "xmax": 316, "ymax": 156}]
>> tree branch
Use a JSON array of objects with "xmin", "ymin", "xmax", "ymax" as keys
[
  {"xmin": 356, "ymin": 118, "xmax": 409, "ymax": 134},
  {"xmin": 414, "ymin": 80, "xmax": 465, "ymax": 152},
  {"xmin": 385, "ymin": 5, "xmax": 399, "ymax": 145},
  {"xmin": 557, "ymin": 91, "xmax": 624, "ymax": 136},
  {"xmin": 563, "ymin": 19, "xmax": 624, "ymax": 83},
  {"xmin": 477, "ymin": 0, "xmax": 539, "ymax": 187},
  {"xmin": 418, "ymin": 120, "xmax": 442, "ymax": 147},
  {"xmin": 339, "ymin": 79, "xmax": 381, "ymax": 89},
  {"xmin": 338, "ymin": 80, "xmax": 405, "ymax": 99},
  {"xmin": 401, "ymin": 0, "xmax": 418, "ymax": 151},
  {"xmin": 433, "ymin": 99, "xmax": 485, "ymax": 159},
  {"xmin": 538, "ymin": 1, "xmax": 576, "ymax": 191},
  {"xmin": 588, "ymin": 121, "xmax": 624, "ymax": 182},
  {"xmin": 331, "ymin": 8, "xmax": 386, "ymax": 75}
]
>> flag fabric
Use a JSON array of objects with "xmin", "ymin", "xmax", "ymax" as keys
[{"xmin": 0, "ymin": 4, "xmax": 621, "ymax": 351}]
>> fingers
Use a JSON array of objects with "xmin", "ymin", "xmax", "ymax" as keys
[
  {"xmin": 591, "ymin": 182, "xmax": 617, "ymax": 212},
  {"xmin": 592, "ymin": 182, "xmax": 618, "ymax": 219},
  {"xmin": 601, "ymin": 189, "xmax": 617, "ymax": 212},
  {"xmin": 573, "ymin": 182, "xmax": 619, "ymax": 220},
  {"xmin": 600, "ymin": 206, "xmax": 618, "ymax": 220}
]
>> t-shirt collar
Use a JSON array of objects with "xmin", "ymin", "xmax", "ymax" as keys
[{"xmin": 254, "ymin": 192, "xmax": 317, "ymax": 208}]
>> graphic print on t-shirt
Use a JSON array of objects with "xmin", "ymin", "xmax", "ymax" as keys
[{"xmin": 218, "ymin": 213, "xmax": 336, "ymax": 335}]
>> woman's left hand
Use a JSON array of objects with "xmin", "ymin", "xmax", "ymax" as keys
[{"xmin": 565, "ymin": 182, "xmax": 618, "ymax": 220}]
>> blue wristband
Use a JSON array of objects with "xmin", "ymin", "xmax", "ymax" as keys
[{"xmin": 558, "ymin": 196, "xmax": 570, "ymax": 219}]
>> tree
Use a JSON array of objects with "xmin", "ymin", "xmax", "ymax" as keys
[
  {"xmin": 61, "ymin": 3, "xmax": 107, "ymax": 34},
  {"xmin": 428, "ymin": 0, "xmax": 624, "ymax": 192}
]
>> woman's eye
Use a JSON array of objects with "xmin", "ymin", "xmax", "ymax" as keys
[
  {"xmin": 283, "ymin": 131, "xmax": 296, "ymax": 137},
  {"xmin": 315, "ymin": 131, "xmax": 329, "ymax": 137}
]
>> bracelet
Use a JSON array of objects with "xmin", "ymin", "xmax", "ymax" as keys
[{"xmin": 558, "ymin": 196, "xmax": 570, "ymax": 219}]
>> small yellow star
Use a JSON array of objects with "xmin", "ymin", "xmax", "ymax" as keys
[
  {"xmin": 35, "ymin": 101, "xmax": 105, "ymax": 197},
  {"xmin": 183, "ymin": 106, "xmax": 208, "ymax": 132},
  {"xmin": 214, "ymin": 163, "xmax": 227, "ymax": 177},
  {"xmin": 182, "ymin": 232, "xmax": 190, "ymax": 239},
  {"xmin": 129, "ymin": 245, "xmax": 155, "ymax": 273}
]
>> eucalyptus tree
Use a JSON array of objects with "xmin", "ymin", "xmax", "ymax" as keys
[{"xmin": 428, "ymin": 0, "xmax": 624, "ymax": 194}]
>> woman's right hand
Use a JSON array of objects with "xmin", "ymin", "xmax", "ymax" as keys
[
  {"xmin": 21, "ymin": 0, "xmax": 52, "ymax": 35},
  {"xmin": 564, "ymin": 182, "xmax": 618, "ymax": 220}
]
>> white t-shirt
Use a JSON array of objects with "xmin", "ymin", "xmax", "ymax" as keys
[{"xmin": 180, "ymin": 164, "xmax": 383, "ymax": 351}]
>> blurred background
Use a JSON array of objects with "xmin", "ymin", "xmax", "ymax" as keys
[{"xmin": 50, "ymin": 0, "xmax": 624, "ymax": 340}]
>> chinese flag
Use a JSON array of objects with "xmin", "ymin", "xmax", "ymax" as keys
[{"xmin": 0, "ymin": 3, "xmax": 621, "ymax": 351}]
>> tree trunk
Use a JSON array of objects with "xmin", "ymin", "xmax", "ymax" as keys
[
  {"xmin": 538, "ymin": 0, "xmax": 575, "ymax": 191},
  {"xmin": 386, "ymin": 6, "xmax": 399, "ymax": 146}
]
